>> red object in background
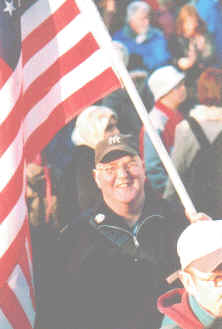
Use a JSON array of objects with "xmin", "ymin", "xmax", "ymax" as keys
[{"xmin": 143, "ymin": 0, "xmax": 159, "ymax": 10}]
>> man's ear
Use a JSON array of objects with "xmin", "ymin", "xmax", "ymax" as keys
[
  {"xmin": 93, "ymin": 169, "xmax": 102, "ymax": 189},
  {"xmin": 179, "ymin": 270, "xmax": 196, "ymax": 295},
  {"xmin": 141, "ymin": 160, "xmax": 146, "ymax": 180},
  {"xmin": 141, "ymin": 160, "xmax": 145, "ymax": 170}
]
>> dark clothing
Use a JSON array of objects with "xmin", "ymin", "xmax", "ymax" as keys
[
  {"xmin": 102, "ymin": 79, "xmax": 153, "ymax": 138},
  {"xmin": 43, "ymin": 120, "xmax": 75, "ymax": 179},
  {"xmin": 58, "ymin": 184, "xmax": 187, "ymax": 329},
  {"xmin": 31, "ymin": 223, "xmax": 60, "ymax": 329},
  {"xmin": 168, "ymin": 33, "xmax": 215, "ymax": 104},
  {"xmin": 58, "ymin": 145, "xmax": 102, "ymax": 226},
  {"xmin": 158, "ymin": 288, "xmax": 222, "ymax": 329},
  {"xmin": 168, "ymin": 33, "xmax": 215, "ymax": 69},
  {"xmin": 94, "ymin": 0, "xmax": 131, "ymax": 35},
  {"xmin": 102, "ymin": 88, "xmax": 143, "ymax": 137}
]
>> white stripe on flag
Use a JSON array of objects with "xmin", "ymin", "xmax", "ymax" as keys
[
  {"xmin": 24, "ymin": 48, "xmax": 114, "ymax": 142},
  {"xmin": 0, "ymin": 126, "xmax": 24, "ymax": 192},
  {"xmin": 0, "ymin": 57, "xmax": 22, "ymax": 125},
  {"xmin": 0, "ymin": 310, "xmax": 13, "ymax": 329},
  {"xmin": 8, "ymin": 265, "xmax": 35, "ymax": 327},
  {"xmin": 21, "ymin": 0, "xmax": 65, "ymax": 40},
  {"xmin": 0, "ymin": 192, "xmax": 26, "ymax": 258}
]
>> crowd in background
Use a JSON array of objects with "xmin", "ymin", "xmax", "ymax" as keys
[
  {"xmin": 27, "ymin": 0, "xmax": 222, "ymax": 230},
  {"xmin": 27, "ymin": 1, "xmax": 222, "ymax": 328}
]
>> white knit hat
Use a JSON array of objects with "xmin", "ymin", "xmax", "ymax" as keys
[
  {"xmin": 148, "ymin": 65, "xmax": 185, "ymax": 101},
  {"xmin": 72, "ymin": 106, "xmax": 117, "ymax": 149},
  {"xmin": 167, "ymin": 220, "xmax": 222, "ymax": 283}
]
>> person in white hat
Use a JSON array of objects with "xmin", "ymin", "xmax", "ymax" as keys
[
  {"xmin": 158, "ymin": 219, "xmax": 222, "ymax": 329},
  {"xmin": 141, "ymin": 65, "xmax": 186, "ymax": 193}
]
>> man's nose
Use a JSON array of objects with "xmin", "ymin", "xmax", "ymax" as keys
[{"xmin": 116, "ymin": 166, "xmax": 128, "ymax": 177}]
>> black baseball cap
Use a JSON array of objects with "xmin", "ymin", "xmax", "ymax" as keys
[{"xmin": 95, "ymin": 134, "xmax": 139, "ymax": 165}]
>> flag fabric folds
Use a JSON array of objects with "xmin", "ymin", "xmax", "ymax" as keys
[{"xmin": 0, "ymin": 0, "xmax": 121, "ymax": 327}]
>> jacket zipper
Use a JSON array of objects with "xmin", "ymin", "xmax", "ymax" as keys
[{"xmin": 97, "ymin": 215, "xmax": 164, "ymax": 248}]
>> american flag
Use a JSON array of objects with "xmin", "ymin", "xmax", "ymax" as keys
[{"xmin": 0, "ymin": 0, "xmax": 121, "ymax": 327}]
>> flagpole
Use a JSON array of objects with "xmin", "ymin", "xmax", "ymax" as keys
[{"xmin": 80, "ymin": 0, "xmax": 197, "ymax": 215}]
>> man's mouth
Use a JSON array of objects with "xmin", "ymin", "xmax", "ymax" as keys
[{"xmin": 116, "ymin": 182, "xmax": 131, "ymax": 188}]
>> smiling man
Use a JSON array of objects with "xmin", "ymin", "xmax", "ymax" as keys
[
  {"xmin": 57, "ymin": 134, "xmax": 206, "ymax": 329},
  {"xmin": 94, "ymin": 135, "xmax": 146, "ymax": 226}
]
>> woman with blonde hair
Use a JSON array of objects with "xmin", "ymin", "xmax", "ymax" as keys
[
  {"xmin": 172, "ymin": 4, "xmax": 214, "ymax": 71},
  {"xmin": 59, "ymin": 106, "xmax": 119, "ymax": 224},
  {"xmin": 168, "ymin": 4, "xmax": 215, "ymax": 107}
]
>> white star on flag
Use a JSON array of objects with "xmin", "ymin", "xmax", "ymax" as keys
[{"xmin": 3, "ymin": 0, "xmax": 16, "ymax": 16}]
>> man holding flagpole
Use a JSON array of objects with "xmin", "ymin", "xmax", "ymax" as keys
[{"xmin": 57, "ymin": 134, "xmax": 210, "ymax": 329}]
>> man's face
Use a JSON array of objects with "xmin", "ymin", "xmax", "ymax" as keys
[
  {"xmin": 174, "ymin": 80, "xmax": 187, "ymax": 104},
  {"xmin": 94, "ymin": 154, "xmax": 146, "ymax": 206},
  {"xmin": 129, "ymin": 9, "xmax": 150, "ymax": 35},
  {"xmin": 185, "ymin": 267, "xmax": 222, "ymax": 317}
]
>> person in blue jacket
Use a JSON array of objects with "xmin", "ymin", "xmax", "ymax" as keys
[
  {"xmin": 192, "ymin": 0, "xmax": 222, "ymax": 66},
  {"xmin": 113, "ymin": 1, "xmax": 172, "ymax": 72}
]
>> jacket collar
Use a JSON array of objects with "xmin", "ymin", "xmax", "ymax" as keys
[
  {"xmin": 123, "ymin": 24, "xmax": 156, "ymax": 42},
  {"xmin": 158, "ymin": 288, "xmax": 220, "ymax": 329},
  {"xmin": 93, "ymin": 183, "xmax": 163, "ymax": 231}
]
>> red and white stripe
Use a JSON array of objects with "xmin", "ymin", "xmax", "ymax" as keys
[
  {"xmin": 0, "ymin": 46, "xmax": 35, "ymax": 327},
  {"xmin": 22, "ymin": 0, "xmax": 121, "ymax": 161},
  {"xmin": 0, "ymin": 0, "xmax": 121, "ymax": 327}
]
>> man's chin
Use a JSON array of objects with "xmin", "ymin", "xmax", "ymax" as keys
[{"xmin": 114, "ymin": 187, "xmax": 137, "ymax": 203}]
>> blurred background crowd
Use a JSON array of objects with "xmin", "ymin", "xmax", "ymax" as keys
[
  {"xmin": 27, "ymin": 1, "xmax": 222, "ymax": 328},
  {"xmin": 27, "ymin": 0, "xmax": 222, "ymax": 231}
]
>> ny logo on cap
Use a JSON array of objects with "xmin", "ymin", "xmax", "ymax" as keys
[{"xmin": 108, "ymin": 135, "xmax": 121, "ymax": 145}]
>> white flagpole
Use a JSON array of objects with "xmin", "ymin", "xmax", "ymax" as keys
[{"xmin": 78, "ymin": 0, "xmax": 197, "ymax": 215}]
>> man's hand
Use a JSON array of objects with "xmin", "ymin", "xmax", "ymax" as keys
[{"xmin": 185, "ymin": 210, "xmax": 213, "ymax": 223}]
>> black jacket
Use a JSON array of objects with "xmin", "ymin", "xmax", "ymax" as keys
[
  {"xmin": 57, "ymin": 185, "xmax": 187, "ymax": 329},
  {"xmin": 58, "ymin": 145, "xmax": 102, "ymax": 226}
]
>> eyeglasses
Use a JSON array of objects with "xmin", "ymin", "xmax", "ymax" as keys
[
  {"xmin": 190, "ymin": 268, "xmax": 222, "ymax": 288},
  {"xmin": 197, "ymin": 274, "xmax": 222, "ymax": 288},
  {"xmin": 96, "ymin": 160, "xmax": 141, "ymax": 177}
]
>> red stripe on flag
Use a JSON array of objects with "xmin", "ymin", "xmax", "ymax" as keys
[
  {"xmin": 0, "ymin": 284, "xmax": 32, "ymax": 329},
  {"xmin": 22, "ymin": 0, "xmax": 79, "ymax": 64},
  {"xmin": 23, "ymin": 33, "xmax": 100, "ymax": 117},
  {"xmin": 0, "ymin": 58, "xmax": 13, "ymax": 89},
  {"xmin": 0, "ymin": 219, "xmax": 27, "ymax": 288},
  {"xmin": 0, "ymin": 96, "xmax": 23, "ymax": 157},
  {"xmin": 25, "ymin": 67, "xmax": 121, "ymax": 160},
  {"xmin": 0, "ymin": 159, "xmax": 24, "ymax": 223}
]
